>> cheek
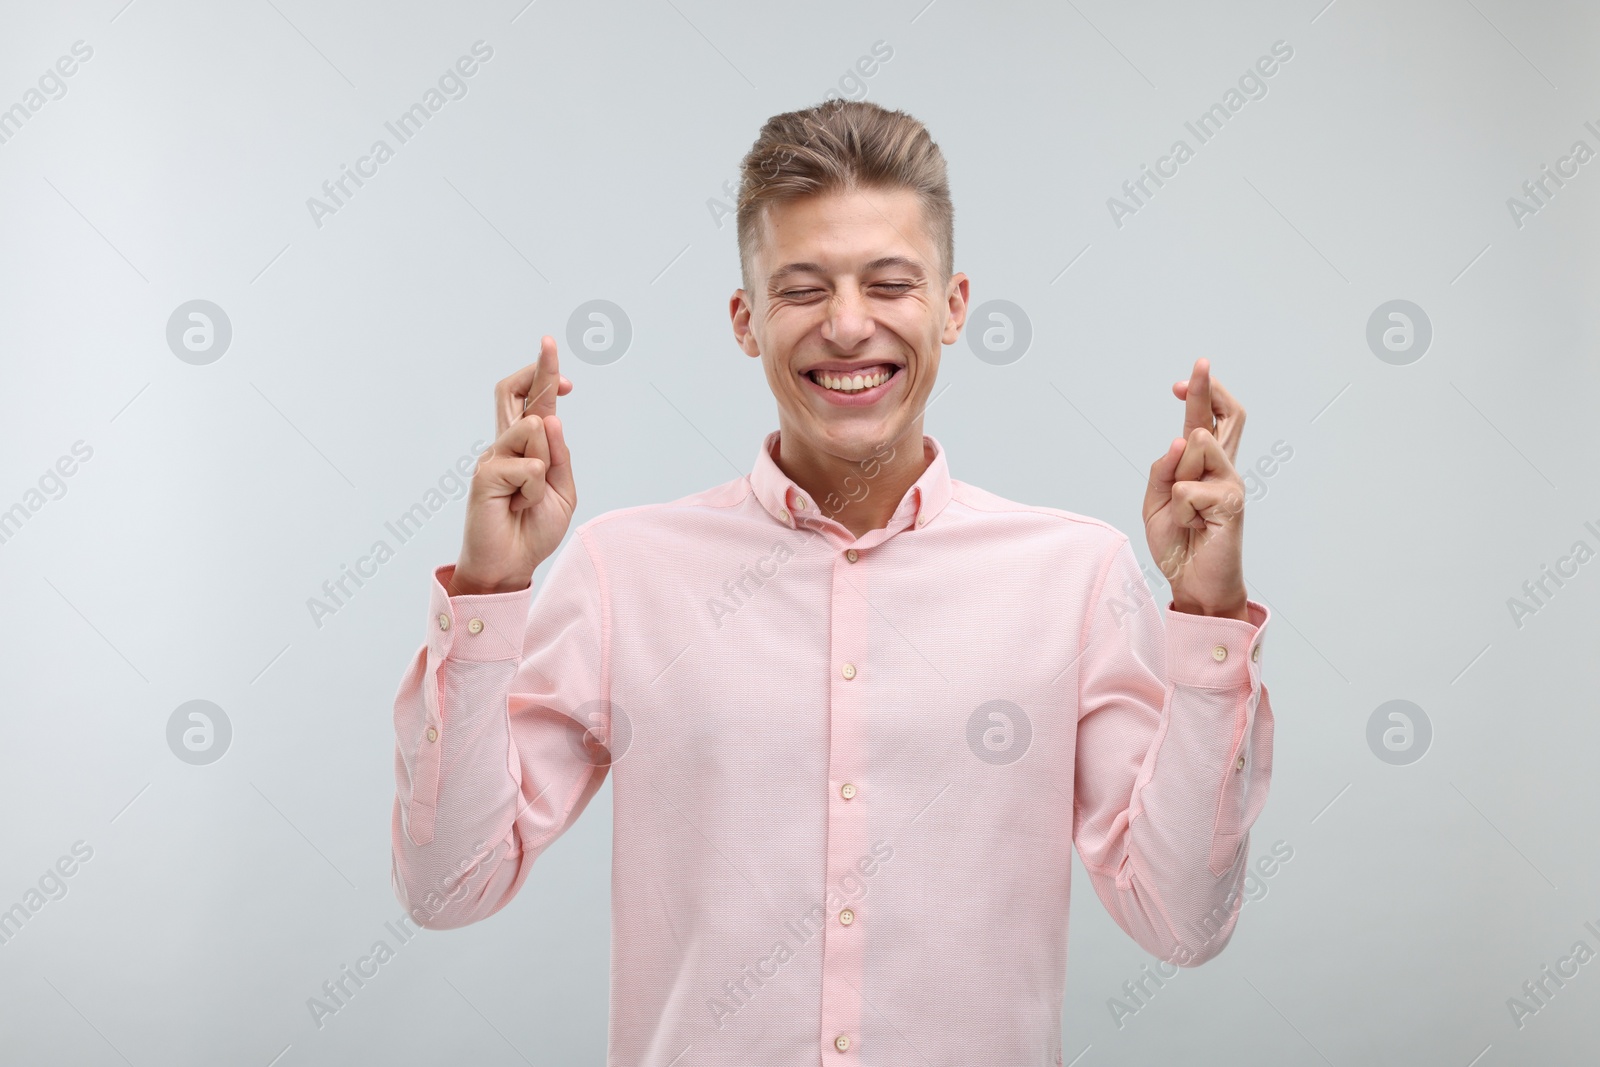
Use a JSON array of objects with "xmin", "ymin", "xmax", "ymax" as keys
[
  {"xmin": 766, "ymin": 309, "xmax": 822, "ymax": 355},
  {"xmin": 888, "ymin": 309, "xmax": 939, "ymax": 357}
]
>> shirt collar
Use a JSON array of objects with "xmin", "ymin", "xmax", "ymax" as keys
[{"xmin": 750, "ymin": 429, "xmax": 952, "ymax": 533}]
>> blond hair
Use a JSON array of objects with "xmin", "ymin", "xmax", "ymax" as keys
[{"xmin": 735, "ymin": 99, "xmax": 954, "ymax": 291}]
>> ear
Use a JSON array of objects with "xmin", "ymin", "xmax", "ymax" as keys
[
  {"xmin": 730, "ymin": 290, "xmax": 760, "ymax": 357},
  {"xmin": 941, "ymin": 272, "xmax": 970, "ymax": 347}
]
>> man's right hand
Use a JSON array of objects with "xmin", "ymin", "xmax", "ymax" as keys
[{"xmin": 449, "ymin": 335, "xmax": 577, "ymax": 596}]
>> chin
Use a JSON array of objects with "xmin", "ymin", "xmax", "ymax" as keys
[{"xmin": 824, "ymin": 420, "xmax": 903, "ymax": 453}]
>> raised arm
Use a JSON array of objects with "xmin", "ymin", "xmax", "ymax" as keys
[
  {"xmin": 1071, "ymin": 534, "xmax": 1274, "ymax": 965},
  {"xmin": 390, "ymin": 337, "xmax": 611, "ymax": 930}
]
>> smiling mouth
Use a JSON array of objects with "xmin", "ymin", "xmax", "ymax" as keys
[{"xmin": 804, "ymin": 365, "xmax": 901, "ymax": 394}]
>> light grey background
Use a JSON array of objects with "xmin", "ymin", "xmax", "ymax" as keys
[{"xmin": 1, "ymin": 1, "xmax": 1596, "ymax": 1064}]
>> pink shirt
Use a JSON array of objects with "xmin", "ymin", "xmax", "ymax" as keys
[{"xmin": 391, "ymin": 429, "xmax": 1275, "ymax": 1065}]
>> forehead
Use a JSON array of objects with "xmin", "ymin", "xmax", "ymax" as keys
[{"xmin": 755, "ymin": 186, "xmax": 934, "ymax": 276}]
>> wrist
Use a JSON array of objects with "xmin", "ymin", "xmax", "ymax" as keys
[
  {"xmin": 445, "ymin": 565, "xmax": 532, "ymax": 597},
  {"xmin": 1171, "ymin": 589, "xmax": 1249, "ymax": 619}
]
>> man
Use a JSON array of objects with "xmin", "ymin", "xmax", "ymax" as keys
[{"xmin": 391, "ymin": 99, "xmax": 1273, "ymax": 1065}]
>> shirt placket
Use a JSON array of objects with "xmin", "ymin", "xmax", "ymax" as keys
[{"xmin": 817, "ymin": 521, "xmax": 871, "ymax": 1061}]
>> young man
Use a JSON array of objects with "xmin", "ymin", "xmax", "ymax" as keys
[{"xmin": 391, "ymin": 99, "xmax": 1273, "ymax": 1065}]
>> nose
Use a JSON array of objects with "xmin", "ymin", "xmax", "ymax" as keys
[{"xmin": 821, "ymin": 282, "xmax": 875, "ymax": 350}]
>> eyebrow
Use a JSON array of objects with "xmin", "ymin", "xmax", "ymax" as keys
[{"xmin": 767, "ymin": 256, "xmax": 928, "ymax": 286}]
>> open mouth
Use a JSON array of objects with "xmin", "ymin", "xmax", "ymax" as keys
[{"xmin": 803, "ymin": 364, "xmax": 902, "ymax": 395}]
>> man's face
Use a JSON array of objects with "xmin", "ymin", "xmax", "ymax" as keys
[{"xmin": 730, "ymin": 186, "xmax": 968, "ymax": 464}]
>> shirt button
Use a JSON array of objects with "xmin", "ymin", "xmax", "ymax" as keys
[
  {"xmin": 841, "ymin": 663, "xmax": 856, "ymax": 680},
  {"xmin": 916, "ymin": 512, "xmax": 927, "ymax": 526},
  {"xmin": 1251, "ymin": 643, "xmax": 1261, "ymax": 662},
  {"xmin": 427, "ymin": 727, "xmax": 439, "ymax": 742},
  {"xmin": 783, "ymin": 511, "xmax": 794, "ymax": 526},
  {"xmin": 467, "ymin": 618, "xmax": 484, "ymax": 634},
  {"xmin": 840, "ymin": 783, "xmax": 856, "ymax": 799},
  {"xmin": 845, "ymin": 549, "xmax": 858, "ymax": 563},
  {"xmin": 1235, "ymin": 754, "xmax": 1245, "ymax": 771},
  {"xmin": 1212, "ymin": 644, "xmax": 1228, "ymax": 662},
  {"xmin": 796, "ymin": 495, "xmax": 809, "ymax": 511},
  {"xmin": 834, "ymin": 1035, "xmax": 851, "ymax": 1052},
  {"xmin": 437, "ymin": 613, "xmax": 451, "ymax": 631},
  {"xmin": 839, "ymin": 907, "xmax": 854, "ymax": 925}
]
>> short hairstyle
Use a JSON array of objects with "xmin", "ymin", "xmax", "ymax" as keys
[{"xmin": 735, "ymin": 99, "xmax": 954, "ymax": 293}]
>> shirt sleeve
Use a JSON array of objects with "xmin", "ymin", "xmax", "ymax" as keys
[
  {"xmin": 1071, "ymin": 533, "xmax": 1275, "ymax": 966},
  {"xmin": 390, "ymin": 529, "xmax": 611, "ymax": 931}
]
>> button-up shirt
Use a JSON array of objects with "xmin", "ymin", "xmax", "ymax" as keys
[{"xmin": 391, "ymin": 429, "xmax": 1275, "ymax": 1066}]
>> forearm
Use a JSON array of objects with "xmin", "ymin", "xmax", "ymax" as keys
[
  {"xmin": 392, "ymin": 555, "xmax": 610, "ymax": 931},
  {"xmin": 1098, "ymin": 670, "xmax": 1274, "ymax": 965},
  {"xmin": 1075, "ymin": 568, "xmax": 1275, "ymax": 967},
  {"xmin": 391, "ymin": 568, "xmax": 539, "ymax": 930}
]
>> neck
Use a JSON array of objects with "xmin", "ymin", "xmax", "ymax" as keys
[{"xmin": 773, "ymin": 422, "xmax": 931, "ymax": 539}]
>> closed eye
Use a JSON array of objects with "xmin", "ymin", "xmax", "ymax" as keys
[{"xmin": 780, "ymin": 284, "xmax": 914, "ymax": 299}]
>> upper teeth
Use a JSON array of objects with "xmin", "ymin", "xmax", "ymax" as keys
[{"xmin": 811, "ymin": 367, "xmax": 894, "ymax": 392}]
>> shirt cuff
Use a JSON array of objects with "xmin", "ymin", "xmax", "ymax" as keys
[
  {"xmin": 1162, "ymin": 598, "xmax": 1269, "ymax": 689},
  {"xmin": 426, "ymin": 564, "xmax": 532, "ymax": 663}
]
